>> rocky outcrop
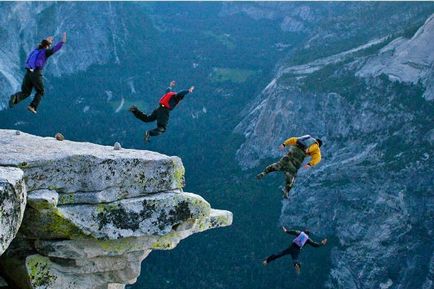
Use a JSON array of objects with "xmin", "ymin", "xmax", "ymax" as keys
[
  {"xmin": 0, "ymin": 167, "xmax": 26, "ymax": 256},
  {"xmin": 357, "ymin": 13, "xmax": 434, "ymax": 100},
  {"xmin": 0, "ymin": 129, "xmax": 232, "ymax": 289}
]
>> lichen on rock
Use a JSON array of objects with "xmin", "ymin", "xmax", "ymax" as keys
[
  {"xmin": 0, "ymin": 129, "xmax": 232, "ymax": 289},
  {"xmin": 27, "ymin": 255, "xmax": 58, "ymax": 288}
]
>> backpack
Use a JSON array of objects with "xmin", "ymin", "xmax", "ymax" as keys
[
  {"xmin": 296, "ymin": 135, "xmax": 317, "ymax": 151},
  {"xmin": 293, "ymin": 232, "xmax": 309, "ymax": 248},
  {"xmin": 159, "ymin": 92, "xmax": 177, "ymax": 109}
]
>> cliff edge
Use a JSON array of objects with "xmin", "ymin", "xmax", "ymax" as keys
[{"xmin": 0, "ymin": 129, "xmax": 232, "ymax": 289}]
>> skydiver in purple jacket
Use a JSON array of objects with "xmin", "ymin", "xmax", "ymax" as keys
[
  {"xmin": 263, "ymin": 227, "xmax": 327, "ymax": 274},
  {"xmin": 9, "ymin": 32, "xmax": 67, "ymax": 114}
]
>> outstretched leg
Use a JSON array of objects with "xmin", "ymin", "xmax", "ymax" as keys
[
  {"xmin": 148, "ymin": 126, "xmax": 166, "ymax": 137},
  {"xmin": 28, "ymin": 71, "xmax": 45, "ymax": 112},
  {"xmin": 290, "ymin": 246, "xmax": 302, "ymax": 274},
  {"xmin": 263, "ymin": 247, "xmax": 291, "ymax": 265},
  {"xmin": 282, "ymin": 171, "xmax": 296, "ymax": 198},
  {"xmin": 275, "ymin": 154, "xmax": 298, "ymax": 198},
  {"xmin": 129, "ymin": 106, "xmax": 157, "ymax": 123},
  {"xmin": 149, "ymin": 107, "xmax": 169, "ymax": 136},
  {"xmin": 256, "ymin": 161, "xmax": 282, "ymax": 179},
  {"xmin": 145, "ymin": 107, "xmax": 169, "ymax": 141},
  {"xmin": 9, "ymin": 71, "xmax": 33, "ymax": 108}
]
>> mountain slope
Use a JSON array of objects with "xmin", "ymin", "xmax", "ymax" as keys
[{"xmin": 235, "ymin": 13, "xmax": 434, "ymax": 289}]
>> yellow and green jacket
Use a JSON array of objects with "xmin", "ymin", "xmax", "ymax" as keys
[{"xmin": 283, "ymin": 136, "xmax": 321, "ymax": 167}]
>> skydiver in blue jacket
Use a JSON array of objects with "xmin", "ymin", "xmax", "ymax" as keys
[{"xmin": 9, "ymin": 33, "xmax": 67, "ymax": 114}]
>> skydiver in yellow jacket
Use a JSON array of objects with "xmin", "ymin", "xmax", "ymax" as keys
[{"xmin": 256, "ymin": 135, "xmax": 323, "ymax": 198}]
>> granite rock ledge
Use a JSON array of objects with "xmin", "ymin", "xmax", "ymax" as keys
[{"xmin": 0, "ymin": 129, "xmax": 232, "ymax": 289}]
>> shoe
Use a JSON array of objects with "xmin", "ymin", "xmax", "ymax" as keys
[
  {"xmin": 144, "ymin": 131, "xmax": 151, "ymax": 143},
  {"xmin": 256, "ymin": 172, "xmax": 266, "ymax": 180},
  {"xmin": 27, "ymin": 105, "xmax": 37, "ymax": 114},
  {"xmin": 9, "ymin": 95, "xmax": 17, "ymax": 108},
  {"xmin": 282, "ymin": 189, "xmax": 289, "ymax": 199},
  {"xmin": 262, "ymin": 260, "xmax": 268, "ymax": 266},
  {"xmin": 128, "ymin": 105, "xmax": 138, "ymax": 112},
  {"xmin": 294, "ymin": 263, "xmax": 301, "ymax": 274}
]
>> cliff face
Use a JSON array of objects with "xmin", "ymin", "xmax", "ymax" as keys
[
  {"xmin": 357, "ymin": 14, "xmax": 434, "ymax": 100},
  {"xmin": 234, "ymin": 13, "xmax": 433, "ymax": 289},
  {"xmin": 0, "ymin": 2, "xmax": 154, "ymax": 110},
  {"xmin": 235, "ymin": 13, "xmax": 434, "ymax": 168},
  {"xmin": 0, "ymin": 129, "xmax": 232, "ymax": 289}
]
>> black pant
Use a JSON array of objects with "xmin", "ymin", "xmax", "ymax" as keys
[
  {"xmin": 266, "ymin": 243, "xmax": 301, "ymax": 266},
  {"xmin": 132, "ymin": 106, "xmax": 170, "ymax": 137},
  {"xmin": 11, "ymin": 70, "xmax": 45, "ymax": 109}
]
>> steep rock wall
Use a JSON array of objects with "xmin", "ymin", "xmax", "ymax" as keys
[{"xmin": 233, "ymin": 13, "xmax": 433, "ymax": 289}]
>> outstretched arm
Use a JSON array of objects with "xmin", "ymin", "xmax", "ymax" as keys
[
  {"xmin": 306, "ymin": 238, "xmax": 327, "ymax": 248},
  {"xmin": 282, "ymin": 226, "xmax": 300, "ymax": 236},
  {"xmin": 173, "ymin": 86, "xmax": 194, "ymax": 102},
  {"xmin": 46, "ymin": 32, "xmax": 66, "ymax": 57}
]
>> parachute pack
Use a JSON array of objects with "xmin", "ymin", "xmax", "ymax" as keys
[
  {"xmin": 293, "ymin": 232, "xmax": 309, "ymax": 248},
  {"xmin": 159, "ymin": 91, "xmax": 177, "ymax": 109},
  {"xmin": 296, "ymin": 135, "xmax": 318, "ymax": 151}
]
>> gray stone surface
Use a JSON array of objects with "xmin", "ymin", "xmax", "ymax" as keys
[
  {"xmin": 0, "ymin": 167, "xmax": 26, "ymax": 256},
  {"xmin": 0, "ymin": 129, "xmax": 232, "ymax": 289},
  {"xmin": 27, "ymin": 189, "xmax": 59, "ymax": 209},
  {"xmin": 21, "ymin": 253, "xmax": 145, "ymax": 289},
  {"xmin": 108, "ymin": 284, "xmax": 125, "ymax": 289},
  {"xmin": 357, "ymin": 13, "xmax": 434, "ymax": 100},
  {"xmin": 33, "ymin": 208, "xmax": 232, "ymax": 259},
  {"xmin": 0, "ymin": 130, "xmax": 185, "ymax": 196},
  {"xmin": 22, "ymin": 192, "xmax": 211, "ymax": 240}
]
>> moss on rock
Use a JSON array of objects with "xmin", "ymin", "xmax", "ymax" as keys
[
  {"xmin": 151, "ymin": 231, "xmax": 179, "ymax": 250},
  {"xmin": 26, "ymin": 255, "xmax": 57, "ymax": 288},
  {"xmin": 21, "ymin": 207, "xmax": 87, "ymax": 240},
  {"xmin": 95, "ymin": 238, "xmax": 136, "ymax": 255}
]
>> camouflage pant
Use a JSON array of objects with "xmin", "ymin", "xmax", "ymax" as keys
[{"xmin": 262, "ymin": 149, "xmax": 305, "ymax": 194}]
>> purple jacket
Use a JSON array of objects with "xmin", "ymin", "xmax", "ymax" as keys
[{"xmin": 25, "ymin": 41, "xmax": 64, "ymax": 70}]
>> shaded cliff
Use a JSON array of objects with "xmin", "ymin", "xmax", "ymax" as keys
[{"xmin": 234, "ymin": 13, "xmax": 434, "ymax": 289}]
